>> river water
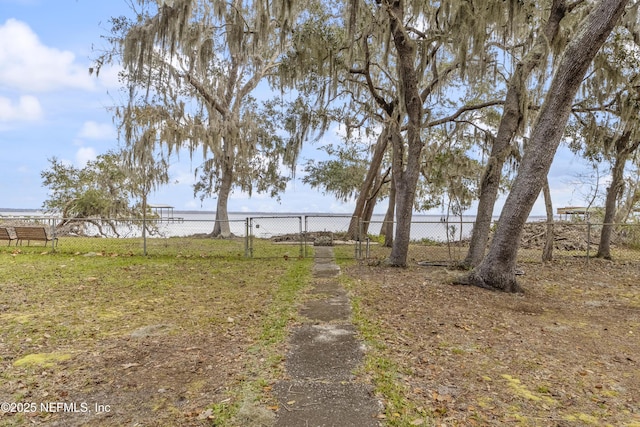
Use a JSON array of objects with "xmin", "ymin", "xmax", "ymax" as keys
[{"xmin": 1, "ymin": 210, "xmax": 545, "ymax": 242}]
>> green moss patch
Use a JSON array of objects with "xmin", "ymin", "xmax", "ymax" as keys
[{"xmin": 13, "ymin": 352, "xmax": 72, "ymax": 368}]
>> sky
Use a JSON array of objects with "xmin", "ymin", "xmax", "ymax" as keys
[{"xmin": 0, "ymin": 0, "xmax": 597, "ymax": 216}]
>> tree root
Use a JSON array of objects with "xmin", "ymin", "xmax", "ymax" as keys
[{"xmin": 452, "ymin": 270, "xmax": 524, "ymax": 294}]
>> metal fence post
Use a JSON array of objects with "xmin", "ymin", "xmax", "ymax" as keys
[
  {"xmin": 249, "ymin": 217, "xmax": 254, "ymax": 258},
  {"xmin": 143, "ymin": 215, "xmax": 147, "ymax": 256},
  {"xmin": 304, "ymin": 216, "xmax": 309, "ymax": 258},
  {"xmin": 51, "ymin": 217, "xmax": 57, "ymax": 252},
  {"xmin": 299, "ymin": 216, "xmax": 304, "ymax": 258},
  {"xmin": 244, "ymin": 218, "xmax": 249, "ymax": 258},
  {"xmin": 586, "ymin": 221, "xmax": 591, "ymax": 265},
  {"xmin": 357, "ymin": 217, "xmax": 364, "ymax": 259}
]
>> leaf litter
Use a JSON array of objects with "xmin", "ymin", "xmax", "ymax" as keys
[{"xmin": 344, "ymin": 257, "xmax": 640, "ymax": 426}]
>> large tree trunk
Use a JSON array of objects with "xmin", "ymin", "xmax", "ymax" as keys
[
  {"xmin": 614, "ymin": 178, "xmax": 640, "ymax": 223},
  {"xmin": 386, "ymin": 0, "xmax": 424, "ymax": 266},
  {"xmin": 212, "ymin": 162, "xmax": 233, "ymax": 238},
  {"xmin": 381, "ymin": 172, "xmax": 396, "ymax": 247},
  {"xmin": 462, "ymin": 0, "xmax": 629, "ymax": 292},
  {"xmin": 597, "ymin": 163, "xmax": 622, "ymax": 259},
  {"xmin": 597, "ymin": 133, "xmax": 639, "ymax": 258},
  {"xmin": 361, "ymin": 170, "xmax": 384, "ymax": 231},
  {"xmin": 463, "ymin": 0, "xmax": 570, "ymax": 267},
  {"xmin": 542, "ymin": 178, "xmax": 554, "ymax": 262},
  {"xmin": 347, "ymin": 129, "xmax": 390, "ymax": 239}
]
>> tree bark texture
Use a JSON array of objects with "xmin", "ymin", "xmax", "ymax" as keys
[
  {"xmin": 386, "ymin": 0, "xmax": 424, "ymax": 267},
  {"xmin": 614, "ymin": 180, "xmax": 640, "ymax": 223},
  {"xmin": 597, "ymin": 132, "xmax": 640, "ymax": 259},
  {"xmin": 464, "ymin": 0, "xmax": 569, "ymax": 267},
  {"xmin": 382, "ymin": 175, "xmax": 396, "ymax": 247},
  {"xmin": 542, "ymin": 178, "xmax": 554, "ymax": 262},
  {"xmin": 212, "ymin": 161, "xmax": 234, "ymax": 237},
  {"xmin": 465, "ymin": 0, "xmax": 629, "ymax": 292},
  {"xmin": 347, "ymin": 128, "xmax": 390, "ymax": 239}
]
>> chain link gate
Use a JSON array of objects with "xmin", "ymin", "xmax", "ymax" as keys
[{"xmin": 246, "ymin": 216, "xmax": 304, "ymax": 259}]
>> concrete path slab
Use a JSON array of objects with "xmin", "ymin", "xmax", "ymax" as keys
[
  {"xmin": 309, "ymin": 279, "xmax": 347, "ymax": 297},
  {"xmin": 273, "ymin": 381, "xmax": 379, "ymax": 427},
  {"xmin": 273, "ymin": 247, "xmax": 380, "ymax": 426},
  {"xmin": 285, "ymin": 324, "xmax": 362, "ymax": 381},
  {"xmin": 312, "ymin": 247, "xmax": 342, "ymax": 278},
  {"xmin": 300, "ymin": 296, "xmax": 351, "ymax": 322}
]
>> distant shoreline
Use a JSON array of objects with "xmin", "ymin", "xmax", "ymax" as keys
[
  {"xmin": 0, "ymin": 208, "xmax": 367, "ymax": 216},
  {"xmin": 0, "ymin": 208, "xmax": 550, "ymax": 222},
  {"xmin": 0, "ymin": 208, "xmax": 358, "ymax": 215}
]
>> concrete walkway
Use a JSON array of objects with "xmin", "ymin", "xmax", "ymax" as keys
[{"xmin": 273, "ymin": 246, "xmax": 380, "ymax": 427}]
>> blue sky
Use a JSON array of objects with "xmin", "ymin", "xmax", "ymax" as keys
[{"xmin": 1, "ymin": 0, "xmax": 595, "ymax": 215}]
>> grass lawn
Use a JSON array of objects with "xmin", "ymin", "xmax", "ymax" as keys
[
  {"xmin": 0, "ymin": 240, "xmax": 311, "ymax": 426},
  {"xmin": 3, "ymin": 236, "xmax": 639, "ymax": 427}
]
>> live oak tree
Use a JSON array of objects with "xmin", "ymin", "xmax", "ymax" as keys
[
  {"xmin": 302, "ymin": 137, "xmax": 390, "ymax": 222},
  {"xmin": 461, "ymin": 0, "xmax": 631, "ymax": 292},
  {"xmin": 463, "ymin": 0, "xmax": 585, "ymax": 267},
  {"xmin": 103, "ymin": 0, "xmax": 304, "ymax": 237},
  {"xmin": 279, "ymin": 0, "xmax": 510, "ymax": 260},
  {"xmin": 337, "ymin": 0, "xmax": 514, "ymax": 266},
  {"xmin": 302, "ymin": 124, "xmax": 485, "ymax": 245},
  {"xmin": 570, "ymin": 24, "xmax": 640, "ymax": 259},
  {"xmin": 277, "ymin": 3, "xmax": 401, "ymax": 241},
  {"xmin": 41, "ymin": 151, "xmax": 161, "ymax": 237}
]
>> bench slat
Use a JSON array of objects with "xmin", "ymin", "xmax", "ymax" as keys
[
  {"xmin": 0, "ymin": 227, "xmax": 16, "ymax": 246},
  {"xmin": 14, "ymin": 226, "xmax": 58, "ymax": 247}
]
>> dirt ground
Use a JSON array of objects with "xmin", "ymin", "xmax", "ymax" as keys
[
  {"xmin": 2, "ymin": 245, "xmax": 639, "ymax": 427},
  {"xmin": 0, "ymin": 248, "xmax": 296, "ymax": 427},
  {"xmin": 343, "ymin": 257, "xmax": 640, "ymax": 426},
  {"xmin": 1, "ymin": 308, "xmax": 261, "ymax": 427}
]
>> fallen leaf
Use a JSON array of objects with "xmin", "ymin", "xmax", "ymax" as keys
[
  {"xmin": 121, "ymin": 363, "xmax": 140, "ymax": 369},
  {"xmin": 197, "ymin": 409, "xmax": 213, "ymax": 420},
  {"xmin": 410, "ymin": 419, "xmax": 425, "ymax": 426}
]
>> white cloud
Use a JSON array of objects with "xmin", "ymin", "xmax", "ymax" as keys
[
  {"xmin": 75, "ymin": 147, "xmax": 97, "ymax": 166},
  {"xmin": 78, "ymin": 121, "xmax": 116, "ymax": 140},
  {"xmin": 170, "ymin": 167, "xmax": 198, "ymax": 187},
  {"xmin": 92, "ymin": 63, "xmax": 122, "ymax": 90},
  {"xmin": 0, "ymin": 95, "xmax": 42, "ymax": 122},
  {"xmin": 0, "ymin": 19, "xmax": 95, "ymax": 92}
]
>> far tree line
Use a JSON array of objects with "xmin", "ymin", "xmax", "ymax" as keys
[{"xmin": 42, "ymin": 0, "xmax": 640, "ymax": 292}]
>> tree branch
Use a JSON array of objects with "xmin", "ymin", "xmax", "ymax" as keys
[{"xmin": 426, "ymin": 100, "xmax": 504, "ymax": 128}]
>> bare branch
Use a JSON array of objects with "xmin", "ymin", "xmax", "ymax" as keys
[{"xmin": 426, "ymin": 100, "xmax": 504, "ymax": 128}]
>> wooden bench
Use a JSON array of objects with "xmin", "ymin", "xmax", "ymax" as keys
[
  {"xmin": 0, "ymin": 227, "xmax": 17, "ymax": 246},
  {"xmin": 14, "ymin": 226, "xmax": 58, "ymax": 247}
]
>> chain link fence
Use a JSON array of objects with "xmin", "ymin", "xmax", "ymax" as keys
[
  {"xmin": 2, "ymin": 214, "xmax": 640, "ymax": 263},
  {"xmin": 0, "ymin": 216, "xmax": 248, "ymax": 258},
  {"xmin": 361, "ymin": 220, "xmax": 640, "ymax": 265},
  {"xmin": 360, "ymin": 219, "xmax": 471, "ymax": 264},
  {"xmin": 247, "ymin": 216, "xmax": 304, "ymax": 258}
]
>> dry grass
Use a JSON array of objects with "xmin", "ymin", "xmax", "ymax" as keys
[{"xmin": 0, "ymin": 242, "xmax": 311, "ymax": 426}]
